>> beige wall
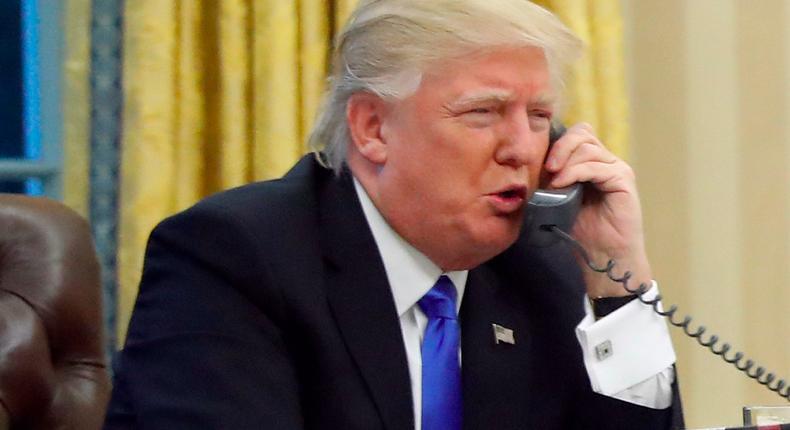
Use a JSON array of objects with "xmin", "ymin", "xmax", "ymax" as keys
[{"xmin": 624, "ymin": 0, "xmax": 790, "ymax": 427}]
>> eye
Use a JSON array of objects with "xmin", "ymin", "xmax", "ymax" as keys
[
  {"xmin": 529, "ymin": 110, "xmax": 553, "ymax": 120},
  {"xmin": 454, "ymin": 104, "xmax": 500, "ymax": 127}
]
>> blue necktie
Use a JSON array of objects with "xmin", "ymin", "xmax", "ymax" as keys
[{"xmin": 419, "ymin": 275, "xmax": 462, "ymax": 430}]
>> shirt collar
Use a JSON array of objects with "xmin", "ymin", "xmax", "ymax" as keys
[{"xmin": 353, "ymin": 178, "xmax": 468, "ymax": 317}]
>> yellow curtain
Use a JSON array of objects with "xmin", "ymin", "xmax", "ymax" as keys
[
  {"xmin": 63, "ymin": 0, "xmax": 92, "ymax": 216},
  {"xmin": 118, "ymin": 0, "xmax": 359, "ymax": 343},
  {"xmin": 535, "ymin": 0, "xmax": 629, "ymax": 159}
]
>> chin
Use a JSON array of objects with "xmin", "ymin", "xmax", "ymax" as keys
[{"xmin": 466, "ymin": 223, "xmax": 522, "ymax": 262}]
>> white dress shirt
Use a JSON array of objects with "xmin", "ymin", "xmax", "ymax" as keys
[{"xmin": 353, "ymin": 179, "xmax": 675, "ymax": 430}]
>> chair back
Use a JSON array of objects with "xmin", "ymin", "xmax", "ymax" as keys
[{"xmin": 0, "ymin": 194, "xmax": 110, "ymax": 429}]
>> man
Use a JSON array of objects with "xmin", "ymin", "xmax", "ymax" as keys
[{"xmin": 105, "ymin": 1, "xmax": 683, "ymax": 429}]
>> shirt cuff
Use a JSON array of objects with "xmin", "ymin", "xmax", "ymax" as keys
[
  {"xmin": 575, "ymin": 281, "xmax": 676, "ymax": 400},
  {"xmin": 609, "ymin": 366, "xmax": 675, "ymax": 409}
]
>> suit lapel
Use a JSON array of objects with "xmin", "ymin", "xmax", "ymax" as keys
[
  {"xmin": 460, "ymin": 265, "xmax": 538, "ymax": 429},
  {"xmin": 319, "ymin": 171, "xmax": 413, "ymax": 430}
]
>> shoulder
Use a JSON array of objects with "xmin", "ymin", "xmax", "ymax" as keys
[
  {"xmin": 194, "ymin": 155, "xmax": 330, "ymax": 225},
  {"xmin": 143, "ymin": 155, "xmax": 337, "ymax": 287},
  {"xmin": 133, "ymin": 156, "xmax": 336, "ymax": 334},
  {"xmin": 154, "ymin": 155, "xmax": 335, "ymax": 242}
]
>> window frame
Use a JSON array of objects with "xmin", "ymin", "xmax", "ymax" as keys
[{"xmin": 0, "ymin": 0, "xmax": 64, "ymax": 198}]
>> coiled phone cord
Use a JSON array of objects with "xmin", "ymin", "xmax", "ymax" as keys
[{"xmin": 546, "ymin": 225, "xmax": 790, "ymax": 403}]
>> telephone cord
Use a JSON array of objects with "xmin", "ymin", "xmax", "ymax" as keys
[{"xmin": 547, "ymin": 225, "xmax": 790, "ymax": 403}]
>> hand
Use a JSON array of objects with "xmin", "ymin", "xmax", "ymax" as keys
[{"xmin": 544, "ymin": 122, "xmax": 652, "ymax": 297}]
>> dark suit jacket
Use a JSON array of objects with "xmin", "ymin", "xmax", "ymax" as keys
[{"xmin": 104, "ymin": 155, "xmax": 684, "ymax": 429}]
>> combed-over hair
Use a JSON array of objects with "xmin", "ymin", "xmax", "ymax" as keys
[{"xmin": 308, "ymin": 0, "xmax": 583, "ymax": 172}]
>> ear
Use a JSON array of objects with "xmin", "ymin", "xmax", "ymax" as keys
[{"xmin": 346, "ymin": 92, "xmax": 389, "ymax": 165}]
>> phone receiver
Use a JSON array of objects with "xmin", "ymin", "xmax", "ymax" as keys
[{"xmin": 524, "ymin": 123, "xmax": 583, "ymax": 247}]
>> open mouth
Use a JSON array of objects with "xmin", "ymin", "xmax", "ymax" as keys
[
  {"xmin": 487, "ymin": 185, "xmax": 528, "ymax": 214},
  {"xmin": 496, "ymin": 187, "xmax": 527, "ymax": 200}
]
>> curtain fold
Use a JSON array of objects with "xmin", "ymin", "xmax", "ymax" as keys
[
  {"xmin": 251, "ymin": 1, "xmax": 299, "ymax": 179},
  {"xmin": 63, "ymin": 0, "xmax": 92, "ymax": 216},
  {"xmin": 117, "ymin": 0, "xmax": 627, "ymax": 343}
]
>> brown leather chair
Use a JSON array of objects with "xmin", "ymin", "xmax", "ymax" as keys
[{"xmin": 0, "ymin": 194, "xmax": 110, "ymax": 429}]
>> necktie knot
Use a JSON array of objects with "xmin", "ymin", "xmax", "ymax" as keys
[{"xmin": 418, "ymin": 275, "xmax": 458, "ymax": 320}]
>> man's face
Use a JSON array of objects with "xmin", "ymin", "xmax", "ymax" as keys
[{"xmin": 370, "ymin": 47, "xmax": 554, "ymax": 269}]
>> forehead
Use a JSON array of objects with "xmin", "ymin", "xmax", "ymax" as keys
[{"xmin": 417, "ymin": 46, "xmax": 554, "ymax": 104}]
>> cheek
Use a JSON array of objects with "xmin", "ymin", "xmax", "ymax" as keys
[
  {"xmin": 437, "ymin": 131, "xmax": 499, "ymax": 177},
  {"xmin": 386, "ymin": 123, "xmax": 500, "ymax": 201},
  {"xmin": 430, "ymin": 150, "xmax": 493, "ymax": 200}
]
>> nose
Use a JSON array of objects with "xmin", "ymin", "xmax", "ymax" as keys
[{"xmin": 494, "ymin": 116, "xmax": 547, "ymax": 169}]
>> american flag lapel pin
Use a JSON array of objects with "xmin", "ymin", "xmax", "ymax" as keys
[{"xmin": 492, "ymin": 323, "xmax": 515, "ymax": 345}]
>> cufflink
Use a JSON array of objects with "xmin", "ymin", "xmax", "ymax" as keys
[{"xmin": 595, "ymin": 340, "xmax": 613, "ymax": 361}]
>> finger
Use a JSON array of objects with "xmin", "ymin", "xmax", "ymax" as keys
[
  {"xmin": 545, "ymin": 123, "xmax": 605, "ymax": 172},
  {"xmin": 563, "ymin": 142, "xmax": 618, "ymax": 170},
  {"xmin": 549, "ymin": 160, "xmax": 635, "ymax": 193},
  {"xmin": 573, "ymin": 121, "xmax": 595, "ymax": 134}
]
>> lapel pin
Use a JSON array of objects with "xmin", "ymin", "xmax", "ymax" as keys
[{"xmin": 492, "ymin": 323, "xmax": 515, "ymax": 345}]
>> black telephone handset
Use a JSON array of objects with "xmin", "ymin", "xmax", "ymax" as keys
[
  {"xmin": 524, "ymin": 123, "xmax": 583, "ymax": 247},
  {"xmin": 527, "ymin": 124, "xmax": 790, "ymax": 402}
]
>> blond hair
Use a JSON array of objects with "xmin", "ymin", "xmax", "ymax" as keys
[{"xmin": 309, "ymin": 0, "xmax": 583, "ymax": 172}]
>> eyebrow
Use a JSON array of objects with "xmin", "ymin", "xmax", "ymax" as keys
[
  {"xmin": 449, "ymin": 90, "xmax": 514, "ymax": 109},
  {"xmin": 448, "ymin": 89, "xmax": 556, "ymax": 110},
  {"xmin": 530, "ymin": 92, "xmax": 557, "ymax": 107}
]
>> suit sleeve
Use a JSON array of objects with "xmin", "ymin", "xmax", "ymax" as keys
[
  {"xmin": 104, "ymin": 202, "xmax": 303, "ymax": 429},
  {"xmin": 570, "ymin": 371, "xmax": 684, "ymax": 430}
]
